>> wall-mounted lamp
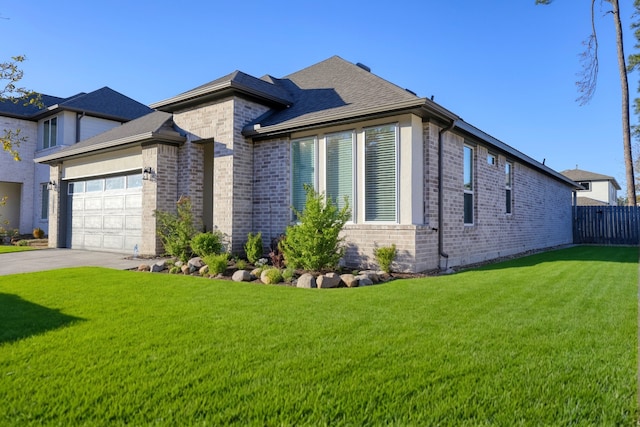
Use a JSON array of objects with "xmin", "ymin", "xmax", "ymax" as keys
[
  {"xmin": 47, "ymin": 180, "xmax": 57, "ymax": 192},
  {"xmin": 142, "ymin": 167, "xmax": 154, "ymax": 181}
]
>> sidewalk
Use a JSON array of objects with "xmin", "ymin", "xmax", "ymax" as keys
[{"xmin": 0, "ymin": 248, "xmax": 147, "ymax": 275}]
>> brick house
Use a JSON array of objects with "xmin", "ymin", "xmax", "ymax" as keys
[
  {"xmin": 36, "ymin": 56, "xmax": 578, "ymax": 272},
  {"xmin": 0, "ymin": 88, "xmax": 151, "ymax": 236}
]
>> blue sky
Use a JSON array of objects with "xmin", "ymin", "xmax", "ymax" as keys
[{"xmin": 2, "ymin": 0, "xmax": 637, "ymax": 190}]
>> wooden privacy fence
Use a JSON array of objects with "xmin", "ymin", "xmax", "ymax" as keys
[{"xmin": 573, "ymin": 206, "xmax": 640, "ymax": 245}]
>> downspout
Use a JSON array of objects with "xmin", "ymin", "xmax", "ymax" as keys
[
  {"xmin": 75, "ymin": 112, "xmax": 85, "ymax": 143},
  {"xmin": 438, "ymin": 119, "xmax": 456, "ymax": 271}
]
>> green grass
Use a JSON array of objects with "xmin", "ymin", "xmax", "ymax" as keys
[
  {"xmin": 0, "ymin": 245, "xmax": 37, "ymax": 253},
  {"xmin": 0, "ymin": 245, "xmax": 637, "ymax": 425}
]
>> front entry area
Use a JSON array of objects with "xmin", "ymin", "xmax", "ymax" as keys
[{"xmin": 66, "ymin": 173, "xmax": 143, "ymax": 253}]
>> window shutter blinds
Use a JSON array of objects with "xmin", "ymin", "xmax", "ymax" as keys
[
  {"xmin": 291, "ymin": 138, "xmax": 315, "ymax": 217},
  {"xmin": 326, "ymin": 132, "xmax": 353, "ymax": 218},
  {"xmin": 365, "ymin": 125, "xmax": 396, "ymax": 222}
]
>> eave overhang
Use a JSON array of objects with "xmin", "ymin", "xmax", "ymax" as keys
[
  {"xmin": 151, "ymin": 81, "xmax": 292, "ymax": 112},
  {"xmin": 34, "ymin": 131, "xmax": 186, "ymax": 165}
]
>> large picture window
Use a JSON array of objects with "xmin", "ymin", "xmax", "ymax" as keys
[
  {"xmin": 365, "ymin": 124, "xmax": 397, "ymax": 222},
  {"xmin": 43, "ymin": 117, "xmax": 57, "ymax": 149},
  {"xmin": 291, "ymin": 137, "xmax": 316, "ymax": 219},
  {"xmin": 463, "ymin": 145, "xmax": 474, "ymax": 225},
  {"xmin": 326, "ymin": 131, "xmax": 353, "ymax": 220}
]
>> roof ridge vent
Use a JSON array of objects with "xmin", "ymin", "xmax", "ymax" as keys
[{"xmin": 356, "ymin": 62, "xmax": 371, "ymax": 72}]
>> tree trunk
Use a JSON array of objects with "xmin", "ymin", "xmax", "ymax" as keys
[{"xmin": 611, "ymin": 0, "xmax": 636, "ymax": 205}]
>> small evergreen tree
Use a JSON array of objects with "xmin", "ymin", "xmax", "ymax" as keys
[
  {"xmin": 244, "ymin": 232, "xmax": 263, "ymax": 264},
  {"xmin": 155, "ymin": 196, "xmax": 199, "ymax": 262},
  {"xmin": 280, "ymin": 185, "xmax": 351, "ymax": 271}
]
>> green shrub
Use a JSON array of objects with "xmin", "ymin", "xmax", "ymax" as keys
[
  {"xmin": 17, "ymin": 240, "xmax": 29, "ymax": 246},
  {"xmin": 155, "ymin": 196, "xmax": 198, "ymax": 262},
  {"xmin": 235, "ymin": 259, "xmax": 248, "ymax": 270},
  {"xmin": 262, "ymin": 268, "xmax": 283, "ymax": 284},
  {"xmin": 191, "ymin": 231, "xmax": 224, "ymax": 257},
  {"xmin": 204, "ymin": 253, "xmax": 229, "ymax": 276},
  {"xmin": 374, "ymin": 244, "xmax": 397, "ymax": 273},
  {"xmin": 282, "ymin": 267, "xmax": 296, "ymax": 283},
  {"xmin": 169, "ymin": 266, "xmax": 181, "ymax": 274},
  {"xmin": 244, "ymin": 232, "xmax": 263, "ymax": 264},
  {"xmin": 280, "ymin": 185, "xmax": 351, "ymax": 271}
]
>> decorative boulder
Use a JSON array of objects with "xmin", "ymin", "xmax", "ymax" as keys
[
  {"xmin": 296, "ymin": 273, "xmax": 317, "ymax": 289},
  {"xmin": 356, "ymin": 274, "xmax": 374, "ymax": 286},
  {"xmin": 188, "ymin": 257, "xmax": 205, "ymax": 269},
  {"xmin": 232, "ymin": 270, "xmax": 252, "ymax": 282},
  {"xmin": 359, "ymin": 270, "xmax": 380, "ymax": 283},
  {"xmin": 340, "ymin": 273, "xmax": 359, "ymax": 288},
  {"xmin": 181, "ymin": 264, "xmax": 192, "ymax": 275},
  {"xmin": 138, "ymin": 264, "xmax": 151, "ymax": 272},
  {"xmin": 199, "ymin": 265, "xmax": 209, "ymax": 276},
  {"xmin": 317, "ymin": 272, "xmax": 341, "ymax": 288},
  {"xmin": 151, "ymin": 261, "xmax": 166, "ymax": 273},
  {"xmin": 250, "ymin": 268, "xmax": 262, "ymax": 277}
]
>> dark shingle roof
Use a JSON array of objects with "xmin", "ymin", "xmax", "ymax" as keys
[
  {"xmin": 0, "ymin": 87, "xmax": 152, "ymax": 121},
  {"xmin": 560, "ymin": 168, "xmax": 621, "ymax": 190},
  {"xmin": 34, "ymin": 111, "xmax": 185, "ymax": 164},
  {"xmin": 249, "ymin": 56, "xmax": 423, "ymax": 131},
  {"xmin": 151, "ymin": 70, "xmax": 293, "ymax": 111}
]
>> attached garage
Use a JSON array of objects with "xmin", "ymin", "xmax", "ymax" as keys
[{"xmin": 67, "ymin": 173, "xmax": 143, "ymax": 253}]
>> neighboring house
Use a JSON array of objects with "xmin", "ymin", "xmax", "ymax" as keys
[
  {"xmin": 0, "ymin": 87, "xmax": 152, "ymax": 236},
  {"xmin": 560, "ymin": 168, "xmax": 620, "ymax": 206},
  {"xmin": 36, "ymin": 56, "xmax": 578, "ymax": 272}
]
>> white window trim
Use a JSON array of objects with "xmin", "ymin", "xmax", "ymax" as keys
[
  {"xmin": 42, "ymin": 116, "xmax": 58, "ymax": 149},
  {"xmin": 362, "ymin": 123, "xmax": 399, "ymax": 224},
  {"xmin": 324, "ymin": 130, "xmax": 356, "ymax": 223},
  {"xmin": 505, "ymin": 161, "xmax": 513, "ymax": 215},
  {"xmin": 290, "ymin": 136, "xmax": 318, "ymax": 221},
  {"xmin": 463, "ymin": 144, "xmax": 474, "ymax": 226}
]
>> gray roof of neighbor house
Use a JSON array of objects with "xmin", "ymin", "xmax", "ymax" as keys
[
  {"xmin": 0, "ymin": 87, "xmax": 152, "ymax": 122},
  {"xmin": 560, "ymin": 168, "xmax": 621, "ymax": 190},
  {"xmin": 576, "ymin": 196, "xmax": 611, "ymax": 206},
  {"xmin": 35, "ymin": 111, "xmax": 185, "ymax": 164}
]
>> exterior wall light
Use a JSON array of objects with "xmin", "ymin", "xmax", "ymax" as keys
[
  {"xmin": 142, "ymin": 167, "xmax": 154, "ymax": 181},
  {"xmin": 47, "ymin": 180, "xmax": 58, "ymax": 191}
]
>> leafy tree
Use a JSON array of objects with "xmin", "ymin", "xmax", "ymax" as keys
[
  {"xmin": 280, "ymin": 185, "xmax": 351, "ymax": 272},
  {"xmin": 537, "ymin": 0, "xmax": 636, "ymax": 206},
  {"xmin": 1, "ymin": 55, "xmax": 40, "ymax": 161}
]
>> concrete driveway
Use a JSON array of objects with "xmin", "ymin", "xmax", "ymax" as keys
[{"xmin": 0, "ymin": 248, "xmax": 147, "ymax": 275}]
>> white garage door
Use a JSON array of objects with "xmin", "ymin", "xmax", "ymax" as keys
[{"xmin": 67, "ymin": 173, "xmax": 143, "ymax": 253}]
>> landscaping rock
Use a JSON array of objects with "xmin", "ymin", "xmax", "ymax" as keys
[
  {"xmin": 151, "ymin": 261, "xmax": 166, "ymax": 273},
  {"xmin": 356, "ymin": 274, "xmax": 373, "ymax": 286},
  {"xmin": 296, "ymin": 273, "xmax": 317, "ymax": 289},
  {"xmin": 232, "ymin": 270, "xmax": 252, "ymax": 282},
  {"xmin": 181, "ymin": 264, "xmax": 193, "ymax": 275},
  {"xmin": 317, "ymin": 272, "xmax": 341, "ymax": 288},
  {"xmin": 340, "ymin": 273, "xmax": 359, "ymax": 288},
  {"xmin": 359, "ymin": 270, "xmax": 380, "ymax": 283},
  {"xmin": 199, "ymin": 265, "xmax": 209, "ymax": 276},
  {"xmin": 188, "ymin": 257, "xmax": 205, "ymax": 269},
  {"xmin": 138, "ymin": 264, "xmax": 151, "ymax": 272},
  {"xmin": 175, "ymin": 261, "xmax": 184, "ymax": 268},
  {"xmin": 250, "ymin": 268, "xmax": 262, "ymax": 277}
]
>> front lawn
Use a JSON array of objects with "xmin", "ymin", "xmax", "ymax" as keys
[
  {"xmin": 0, "ymin": 246, "xmax": 636, "ymax": 425},
  {"xmin": 0, "ymin": 245, "xmax": 37, "ymax": 254}
]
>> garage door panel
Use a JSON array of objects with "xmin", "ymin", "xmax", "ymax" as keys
[
  {"xmin": 125, "ymin": 215, "xmax": 141, "ymax": 231},
  {"xmin": 104, "ymin": 215, "xmax": 124, "ymax": 230},
  {"xmin": 84, "ymin": 215, "xmax": 102, "ymax": 229},
  {"xmin": 103, "ymin": 235, "xmax": 124, "ymax": 250},
  {"xmin": 84, "ymin": 197, "xmax": 102, "ymax": 210},
  {"xmin": 84, "ymin": 234, "xmax": 103, "ymax": 248},
  {"xmin": 104, "ymin": 196, "xmax": 125, "ymax": 210},
  {"xmin": 126, "ymin": 194, "xmax": 142, "ymax": 209}
]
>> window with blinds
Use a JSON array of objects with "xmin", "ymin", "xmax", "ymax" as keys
[
  {"xmin": 291, "ymin": 137, "xmax": 316, "ymax": 219},
  {"xmin": 364, "ymin": 124, "xmax": 397, "ymax": 222},
  {"xmin": 326, "ymin": 131, "xmax": 353, "ymax": 220}
]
